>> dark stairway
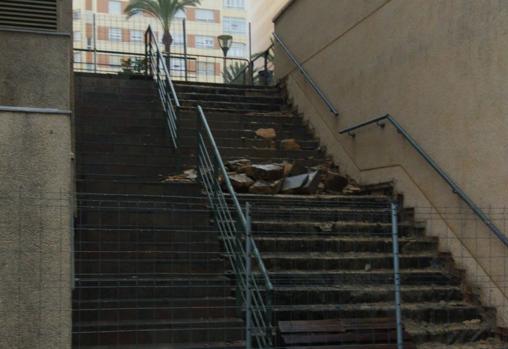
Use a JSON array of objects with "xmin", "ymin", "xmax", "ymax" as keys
[{"xmin": 73, "ymin": 73, "xmax": 500, "ymax": 348}]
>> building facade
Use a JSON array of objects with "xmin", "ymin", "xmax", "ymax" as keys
[{"xmin": 72, "ymin": 0, "xmax": 250, "ymax": 82}]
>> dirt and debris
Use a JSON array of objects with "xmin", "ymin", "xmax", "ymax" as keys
[
  {"xmin": 255, "ymin": 128, "xmax": 277, "ymax": 140},
  {"xmin": 280, "ymin": 138, "xmax": 301, "ymax": 151},
  {"xmin": 161, "ymin": 169, "xmax": 197, "ymax": 182}
]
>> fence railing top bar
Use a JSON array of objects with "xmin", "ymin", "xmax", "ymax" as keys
[
  {"xmin": 339, "ymin": 113, "xmax": 508, "ymax": 248},
  {"xmin": 273, "ymin": 32, "xmax": 339, "ymax": 117},
  {"xmin": 145, "ymin": 25, "xmax": 180, "ymax": 107}
]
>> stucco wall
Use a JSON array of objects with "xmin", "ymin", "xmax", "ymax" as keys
[
  {"xmin": 247, "ymin": 0, "xmax": 289, "ymax": 53},
  {"xmin": 0, "ymin": 111, "xmax": 73, "ymax": 348},
  {"xmin": 0, "ymin": 0, "xmax": 74, "ymax": 347},
  {"xmin": 274, "ymin": 0, "xmax": 508, "ymax": 326}
]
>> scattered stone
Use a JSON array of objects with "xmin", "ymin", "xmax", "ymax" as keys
[
  {"xmin": 462, "ymin": 319, "xmax": 481, "ymax": 326},
  {"xmin": 184, "ymin": 169, "xmax": 197, "ymax": 180},
  {"xmin": 317, "ymin": 222, "xmax": 333, "ymax": 232},
  {"xmin": 343, "ymin": 183, "xmax": 361, "ymax": 194},
  {"xmin": 282, "ymin": 161, "xmax": 293, "ymax": 176},
  {"xmin": 364, "ymin": 263, "xmax": 372, "ymax": 271},
  {"xmin": 325, "ymin": 171, "xmax": 348, "ymax": 192},
  {"xmin": 161, "ymin": 168, "xmax": 197, "ymax": 182},
  {"xmin": 280, "ymin": 138, "xmax": 301, "ymax": 151},
  {"xmin": 281, "ymin": 173, "xmax": 308, "ymax": 194},
  {"xmin": 299, "ymin": 170, "xmax": 320, "ymax": 194},
  {"xmin": 245, "ymin": 164, "xmax": 284, "ymax": 181},
  {"xmin": 226, "ymin": 158, "xmax": 251, "ymax": 172},
  {"xmin": 229, "ymin": 173, "xmax": 254, "ymax": 192},
  {"xmin": 249, "ymin": 179, "xmax": 283, "ymax": 194},
  {"xmin": 255, "ymin": 128, "xmax": 277, "ymax": 140}
]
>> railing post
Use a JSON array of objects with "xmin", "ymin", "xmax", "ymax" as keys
[
  {"xmin": 245, "ymin": 203, "xmax": 252, "ymax": 349},
  {"xmin": 391, "ymin": 202, "xmax": 404, "ymax": 349},
  {"xmin": 183, "ymin": 19, "xmax": 188, "ymax": 82}
]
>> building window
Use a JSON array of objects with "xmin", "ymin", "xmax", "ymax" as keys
[
  {"xmin": 223, "ymin": 17, "xmax": 246, "ymax": 34},
  {"xmin": 109, "ymin": 28, "xmax": 122, "ymax": 41},
  {"xmin": 73, "ymin": 31, "xmax": 82, "ymax": 42},
  {"xmin": 195, "ymin": 9, "xmax": 215, "ymax": 22},
  {"xmin": 170, "ymin": 58, "xmax": 186, "ymax": 73},
  {"xmin": 110, "ymin": 55, "xmax": 121, "ymax": 67},
  {"xmin": 224, "ymin": 0, "xmax": 244, "ymax": 9},
  {"xmin": 130, "ymin": 30, "xmax": 143, "ymax": 42},
  {"xmin": 73, "ymin": 10, "xmax": 81, "ymax": 20},
  {"xmin": 108, "ymin": 1, "xmax": 122, "ymax": 15},
  {"xmin": 229, "ymin": 42, "xmax": 246, "ymax": 58},
  {"xmin": 173, "ymin": 32, "xmax": 184, "ymax": 46},
  {"xmin": 74, "ymin": 52, "xmax": 82, "ymax": 63},
  {"xmin": 195, "ymin": 35, "xmax": 214, "ymax": 49},
  {"xmin": 197, "ymin": 62, "xmax": 215, "ymax": 76}
]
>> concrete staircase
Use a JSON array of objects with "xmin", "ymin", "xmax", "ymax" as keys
[{"xmin": 73, "ymin": 73, "xmax": 498, "ymax": 348}]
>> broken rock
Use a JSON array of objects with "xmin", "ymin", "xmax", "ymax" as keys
[
  {"xmin": 281, "ymin": 173, "xmax": 308, "ymax": 194},
  {"xmin": 249, "ymin": 179, "xmax": 282, "ymax": 194},
  {"xmin": 229, "ymin": 173, "xmax": 254, "ymax": 192},
  {"xmin": 245, "ymin": 164, "xmax": 284, "ymax": 181},
  {"xmin": 280, "ymin": 138, "xmax": 301, "ymax": 151},
  {"xmin": 325, "ymin": 171, "xmax": 348, "ymax": 192},
  {"xmin": 343, "ymin": 183, "xmax": 361, "ymax": 194},
  {"xmin": 299, "ymin": 170, "xmax": 320, "ymax": 194},
  {"xmin": 255, "ymin": 128, "xmax": 277, "ymax": 140},
  {"xmin": 226, "ymin": 158, "xmax": 251, "ymax": 172}
]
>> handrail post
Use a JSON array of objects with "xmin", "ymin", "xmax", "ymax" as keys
[
  {"xmin": 391, "ymin": 202, "xmax": 404, "ymax": 349},
  {"xmin": 245, "ymin": 203, "xmax": 252, "ymax": 349}
]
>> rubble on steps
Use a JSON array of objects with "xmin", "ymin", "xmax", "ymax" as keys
[
  {"xmin": 160, "ymin": 169, "xmax": 197, "ymax": 182},
  {"xmin": 224, "ymin": 158, "xmax": 360, "ymax": 195}
]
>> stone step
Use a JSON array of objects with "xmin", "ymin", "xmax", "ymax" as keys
[
  {"xmin": 271, "ymin": 301, "xmax": 484, "ymax": 324},
  {"xmin": 74, "ymin": 340, "xmax": 245, "ymax": 349},
  {"xmin": 250, "ymin": 207, "xmax": 392, "ymax": 223},
  {"xmin": 74, "ymin": 276, "xmax": 234, "ymax": 300},
  {"xmin": 181, "ymin": 99, "xmax": 285, "ymax": 112},
  {"xmin": 405, "ymin": 320, "xmax": 493, "ymax": 344},
  {"xmin": 73, "ymin": 296, "xmax": 237, "ymax": 322},
  {"xmin": 72, "ymin": 317, "xmax": 244, "ymax": 345},
  {"xmin": 272, "ymin": 284, "xmax": 464, "ymax": 305},
  {"xmin": 252, "ymin": 222, "xmax": 424, "ymax": 237},
  {"xmin": 174, "ymin": 81, "xmax": 279, "ymax": 96},
  {"xmin": 177, "ymin": 91, "xmax": 283, "ymax": 104},
  {"xmin": 264, "ymin": 269, "xmax": 460, "ymax": 286},
  {"xmin": 76, "ymin": 179, "xmax": 201, "ymax": 196},
  {"xmin": 75, "ymin": 256, "xmax": 227, "ymax": 275},
  {"xmin": 239, "ymin": 193, "xmax": 391, "ymax": 208},
  {"xmin": 262, "ymin": 251, "xmax": 443, "ymax": 271}
]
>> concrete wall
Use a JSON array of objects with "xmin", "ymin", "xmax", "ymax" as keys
[
  {"xmin": 274, "ymin": 0, "xmax": 508, "ymax": 326},
  {"xmin": 247, "ymin": 0, "xmax": 289, "ymax": 53},
  {"xmin": 0, "ymin": 0, "xmax": 73, "ymax": 347}
]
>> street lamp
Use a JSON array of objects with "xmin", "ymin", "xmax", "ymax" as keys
[{"xmin": 217, "ymin": 34, "xmax": 233, "ymax": 76}]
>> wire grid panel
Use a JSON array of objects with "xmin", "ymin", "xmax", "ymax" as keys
[
  {"xmin": 409, "ymin": 206, "xmax": 508, "ymax": 345},
  {"xmin": 73, "ymin": 12, "xmax": 249, "ymax": 83},
  {"xmin": 0, "ymin": 191, "xmax": 74, "ymax": 349},
  {"xmin": 72, "ymin": 192, "xmax": 246, "ymax": 347}
]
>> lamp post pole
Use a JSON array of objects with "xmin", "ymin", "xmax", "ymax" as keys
[{"xmin": 218, "ymin": 34, "xmax": 233, "ymax": 82}]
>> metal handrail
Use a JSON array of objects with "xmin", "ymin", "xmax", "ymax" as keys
[
  {"xmin": 196, "ymin": 105, "xmax": 273, "ymax": 348},
  {"xmin": 145, "ymin": 25, "xmax": 180, "ymax": 149},
  {"xmin": 339, "ymin": 114, "xmax": 508, "ymax": 247},
  {"xmin": 232, "ymin": 44, "xmax": 274, "ymax": 85},
  {"xmin": 273, "ymin": 32, "xmax": 339, "ymax": 117}
]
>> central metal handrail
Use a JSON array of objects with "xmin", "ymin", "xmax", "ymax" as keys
[
  {"xmin": 196, "ymin": 105, "xmax": 273, "ymax": 348},
  {"xmin": 339, "ymin": 114, "xmax": 508, "ymax": 247},
  {"xmin": 273, "ymin": 32, "xmax": 339, "ymax": 117},
  {"xmin": 145, "ymin": 26, "xmax": 180, "ymax": 149}
]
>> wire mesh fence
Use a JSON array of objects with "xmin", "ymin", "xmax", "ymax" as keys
[
  {"xmin": 2, "ymin": 188, "xmax": 508, "ymax": 348},
  {"xmin": 73, "ymin": 12, "xmax": 249, "ymax": 83}
]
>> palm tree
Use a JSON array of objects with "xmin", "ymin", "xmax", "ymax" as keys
[{"xmin": 125, "ymin": 0, "xmax": 200, "ymax": 68}]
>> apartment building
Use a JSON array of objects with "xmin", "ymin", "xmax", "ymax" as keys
[{"xmin": 73, "ymin": 0, "xmax": 249, "ymax": 81}]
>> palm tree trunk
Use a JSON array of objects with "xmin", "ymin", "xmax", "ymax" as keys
[{"xmin": 162, "ymin": 30, "xmax": 173, "ymax": 74}]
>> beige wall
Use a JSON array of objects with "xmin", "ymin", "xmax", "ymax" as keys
[
  {"xmin": 0, "ymin": 0, "xmax": 74, "ymax": 347},
  {"xmin": 247, "ymin": 0, "xmax": 289, "ymax": 53},
  {"xmin": 275, "ymin": 0, "xmax": 508, "ymax": 326}
]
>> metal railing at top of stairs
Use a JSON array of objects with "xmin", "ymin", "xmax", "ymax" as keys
[
  {"xmin": 339, "ymin": 114, "xmax": 508, "ymax": 248},
  {"xmin": 196, "ymin": 105, "xmax": 274, "ymax": 349},
  {"xmin": 145, "ymin": 25, "xmax": 180, "ymax": 149},
  {"xmin": 273, "ymin": 32, "xmax": 339, "ymax": 117}
]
